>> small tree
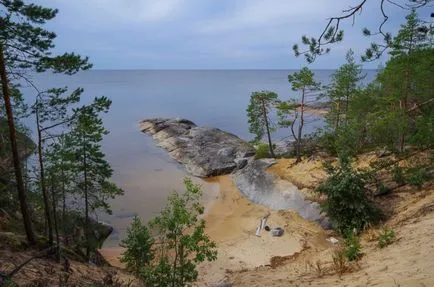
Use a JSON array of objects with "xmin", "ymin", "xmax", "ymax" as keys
[
  {"xmin": 327, "ymin": 49, "xmax": 365, "ymax": 130},
  {"xmin": 67, "ymin": 97, "xmax": 124, "ymax": 258},
  {"xmin": 122, "ymin": 178, "xmax": 217, "ymax": 286},
  {"xmin": 31, "ymin": 87, "xmax": 82, "ymax": 245},
  {"xmin": 276, "ymin": 99, "xmax": 298, "ymax": 151},
  {"xmin": 288, "ymin": 67, "xmax": 320, "ymax": 162},
  {"xmin": 316, "ymin": 157, "xmax": 382, "ymax": 235},
  {"xmin": 247, "ymin": 91, "xmax": 278, "ymax": 158},
  {"xmin": 120, "ymin": 217, "xmax": 154, "ymax": 276}
]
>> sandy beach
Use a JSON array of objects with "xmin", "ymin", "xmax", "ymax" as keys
[{"xmin": 100, "ymin": 171, "xmax": 327, "ymax": 285}]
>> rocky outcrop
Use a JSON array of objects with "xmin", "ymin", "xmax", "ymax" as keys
[
  {"xmin": 140, "ymin": 118, "xmax": 256, "ymax": 177},
  {"xmin": 233, "ymin": 159, "xmax": 329, "ymax": 228}
]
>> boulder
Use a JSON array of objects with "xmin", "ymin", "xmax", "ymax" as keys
[
  {"xmin": 271, "ymin": 227, "xmax": 284, "ymax": 237},
  {"xmin": 140, "ymin": 118, "xmax": 256, "ymax": 177}
]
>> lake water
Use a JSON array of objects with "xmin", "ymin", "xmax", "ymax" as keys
[{"xmin": 21, "ymin": 70, "xmax": 376, "ymax": 247}]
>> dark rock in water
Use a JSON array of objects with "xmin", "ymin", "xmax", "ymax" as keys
[
  {"xmin": 233, "ymin": 159, "xmax": 322, "ymax": 221},
  {"xmin": 140, "ymin": 118, "xmax": 256, "ymax": 177}
]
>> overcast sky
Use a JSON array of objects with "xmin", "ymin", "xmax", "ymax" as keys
[{"xmin": 37, "ymin": 0, "xmax": 432, "ymax": 69}]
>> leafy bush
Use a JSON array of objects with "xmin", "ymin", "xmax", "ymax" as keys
[
  {"xmin": 405, "ymin": 167, "xmax": 430, "ymax": 189},
  {"xmin": 344, "ymin": 233, "xmax": 362, "ymax": 261},
  {"xmin": 255, "ymin": 143, "xmax": 272, "ymax": 159},
  {"xmin": 316, "ymin": 157, "xmax": 383, "ymax": 235},
  {"xmin": 392, "ymin": 165, "xmax": 405, "ymax": 185},
  {"xmin": 392, "ymin": 164, "xmax": 431, "ymax": 189},
  {"xmin": 378, "ymin": 228, "xmax": 395, "ymax": 248},
  {"xmin": 121, "ymin": 178, "xmax": 217, "ymax": 286},
  {"xmin": 120, "ymin": 217, "xmax": 154, "ymax": 275}
]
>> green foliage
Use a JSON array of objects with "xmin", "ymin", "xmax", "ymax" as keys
[
  {"xmin": 120, "ymin": 217, "xmax": 154, "ymax": 275},
  {"xmin": 378, "ymin": 228, "xmax": 396, "ymax": 248},
  {"xmin": 344, "ymin": 233, "xmax": 362, "ymax": 261},
  {"xmin": 246, "ymin": 91, "xmax": 278, "ymax": 157},
  {"xmin": 67, "ymin": 97, "xmax": 124, "ymax": 215},
  {"xmin": 288, "ymin": 67, "xmax": 320, "ymax": 92},
  {"xmin": 326, "ymin": 50, "xmax": 365, "ymax": 131},
  {"xmin": 1, "ymin": 278, "xmax": 18, "ymax": 287},
  {"xmin": 121, "ymin": 178, "xmax": 217, "ymax": 286},
  {"xmin": 404, "ymin": 167, "xmax": 431, "ymax": 189},
  {"xmin": 319, "ymin": 11, "xmax": 433, "ymax": 157},
  {"xmin": 316, "ymin": 157, "xmax": 382, "ymax": 235},
  {"xmin": 392, "ymin": 164, "xmax": 432, "ymax": 189},
  {"xmin": 285, "ymin": 67, "xmax": 321, "ymax": 162},
  {"xmin": 255, "ymin": 143, "xmax": 272, "ymax": 159},
  {"xmin": 1, "ymin": 0, "xmax": 91, "ymax": 74},
  {"xmin": 392, "ymin": 165, "xmax": 405, "ymax": 185}
]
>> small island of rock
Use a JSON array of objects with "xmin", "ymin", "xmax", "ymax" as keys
[{"xmin": 139, "ymin": 118, "xmax": 256, "ymax": 177}]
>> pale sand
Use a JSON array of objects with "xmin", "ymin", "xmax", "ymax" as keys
[
  {"xmin": 195, "ymin": 175, "xmax": 327, "ymax": 286},
  {"xmin": 229, "ymin": 188, "xmax": 434, "ymax": 287}
]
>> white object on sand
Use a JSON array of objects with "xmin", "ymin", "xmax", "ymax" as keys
[
  {"xmin": 326, "ymin": 237, "xmax": 339, "ymax": 245},
  {"xmin": 260, "ymin": 217, "xmax": 267, "ymax": 230},
  {"xmin": 255, "ymin": 225, "xmax": 261, "ymax": 237}
]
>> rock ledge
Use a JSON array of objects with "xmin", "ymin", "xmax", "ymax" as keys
[{"xmin": 140, "ymin": 118, "xmax": 255, "ymax": 177}]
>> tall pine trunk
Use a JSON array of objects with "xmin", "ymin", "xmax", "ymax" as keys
[
  {"xmin": 296, "ymin": 88, "xmax": 305, "ymax": 163},
  {"xmin": 83, "ymin": 137, "xmax": 90, "ymax": 260},
  {"xmin": 36, "ymin": 101, "xmax": 53, "ymax": 245},
  {"xmin": 50, "ymin": 177, "xmax": 60, "ymax": 262},
  {"xmin": 261, "ymin": 99, "xmax": 275, "ymax": 158},
  {"xmin": 335, "ymin": 99, "xmax": 341, "ymax": 131},
  {"xmin": 345, "ymin": 88, "xmax": 349, "ymax": 126},
  {"xmin": 61, "ymin": 163, "xmax": 68, "ymax": 246},
  {"xmin": 0, "ymin": 44, "xmax": 35, "ymax": 244}
]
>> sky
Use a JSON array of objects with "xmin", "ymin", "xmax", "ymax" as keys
[{"xmin": 36, "ymin": 0, "xmax": 433, "ymax": 69}]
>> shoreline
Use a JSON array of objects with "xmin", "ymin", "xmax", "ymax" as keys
[{"xmin": 100, "ymin": 170, "xmax": 328, "ymax": 285}]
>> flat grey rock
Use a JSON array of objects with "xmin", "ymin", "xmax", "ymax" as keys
[
  {"xmin": 233, "ymin": 159, "xmax": 322, "ymax": 221},
  {"xmin": 140, "ymin": 118, "xmax": 255, "ymax": 177}
]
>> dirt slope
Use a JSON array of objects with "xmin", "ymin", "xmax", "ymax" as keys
[{"xmin": 228, "ymin": 186, "xmax": 434, "ymax": 287}]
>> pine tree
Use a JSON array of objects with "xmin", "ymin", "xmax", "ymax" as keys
[
  {"xmin": 31, "ymin": 87, "xmax": 82, "ymax": 245},
  {"xmin": 288, "ymin": 67, "xmax": 320, "ymax": 162},
  {"xmin": 247, "ymin": 91, "xmax": 278, "ymax": 158},
  {"xmin": 373, "ymin": 10, "xmax": 432, "ymax": 152},
  {"xmin": 67, "ymin": 97, "xmax": 123, "ymax": 258},
  {"xmin": 327, "ymin": 50, "xmax": 365, "ymax": 130},
  {"xmin": 45, "ymin": 134, "xmax": 75, "ymax": 246},
  {"xmin": 1, "ymin": 0, "xmax": 91, "ymax": 244}
]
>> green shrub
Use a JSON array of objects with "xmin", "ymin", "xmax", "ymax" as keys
[
  {"xmin": 405, "ymin": 167, "xmax": 430, "ymax": 189},
  {"xmin": 344, "ymin": 233, "xmax": 362, "ymax": 261},
  {"xmin": 316, "ymin": 156, "xmax": 383, "ymax": 235},
  {"xmin": 392, "ymin": 165, "xmax": 405, "ymax": 185},
  {"xmin": 120, "ymin": 217, "xmax": 154, "ymax": 275},
  {"xmin": 255, "ymin": 143, "xmax": 272, "ymax": 159},
  {"xmin": 392, "ymin": 164, "xmax": 431, "ymax": 190},
  {"xmin": 378, "ymin": 228, "xmax": 395, "ymax": 248},
  {"xmin": 121, "ymin": 178, "xmax": 217, "ymax": 286}
]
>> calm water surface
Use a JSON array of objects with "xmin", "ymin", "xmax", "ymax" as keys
[{"xmin": 21, "ymin": 70, "xmax": 376, "ymax": 246}]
